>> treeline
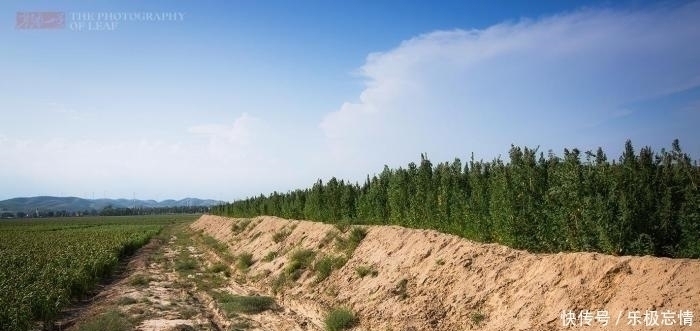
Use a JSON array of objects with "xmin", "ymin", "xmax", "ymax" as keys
[
  {"xmin": 99, "ymin": 205, "xmax": 211, "ymax": 216},
  {"xmin": 213, "ymin": 140, "xmax": 700, "ymax": 258},
  {"xmin": 1, "ymin": 206, "xmax": 210, "ymax": 218}
]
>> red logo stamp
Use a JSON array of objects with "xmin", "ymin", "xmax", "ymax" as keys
[{"xmin": 16, "ymin": 12, "xmax": 66, "ymax": 29}]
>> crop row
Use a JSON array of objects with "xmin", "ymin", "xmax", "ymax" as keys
[{"xmin": 0, "ymin": 219, "xmax": 168, "ymax": 330}]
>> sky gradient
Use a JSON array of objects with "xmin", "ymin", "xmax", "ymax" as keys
[{"xmin": 1, "ymin": 0, "xmax": 699, "ymax": 201}]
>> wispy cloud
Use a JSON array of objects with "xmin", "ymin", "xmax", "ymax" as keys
[
  {"xmin": 320, "ymin": 2, "xmax": 700, "ymax": 162},
  {"xmin": 188, "ymin": 112, "xmax": 258, "ymax": 147}
]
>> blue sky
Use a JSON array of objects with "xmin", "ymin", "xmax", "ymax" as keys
[{"xmin": 1, "ymin": 0, "xmax": 699, "ymax": 201}]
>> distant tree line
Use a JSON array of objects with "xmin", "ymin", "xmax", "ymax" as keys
[
  {"xmin": 0, "ymin": 206, "xmax": 210, "ymax": 219},
  {"xmin": 0, "ymin": 210, "xmax": 98, "ymax": 219},
  {"xmin": 99, "ymin": 205, "xmax": 211, "ymax": 216},
  {"xmin": 213, "ymin": 140, "xmax": 700, "ymax": 258}
]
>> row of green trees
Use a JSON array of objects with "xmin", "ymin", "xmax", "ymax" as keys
[{"xmin": 213, "ymin": 140, "xmax": 699, "ymax": 258}]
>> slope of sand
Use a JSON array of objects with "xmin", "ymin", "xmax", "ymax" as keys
[{"xmin": 192, "ymin": 215, "xmax": 700, "ymax": 331}]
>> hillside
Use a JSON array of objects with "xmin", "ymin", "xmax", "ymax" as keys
[
  {"xmin": 191, "ymin": 215, "xmax": 700, "ymax": 331},
  {"xmin": 0, "ymin": 196, "xmax": 221, "ymax": 213}
]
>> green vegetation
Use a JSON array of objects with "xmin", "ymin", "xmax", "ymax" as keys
[
  {"xmin": 392, "ymin": 279, "xmax": 408, "ymax": 300},
  {"xmin": 201, "ymin": 234, "xmax": 229, "ymax": 254},
  {"xmin": 175, "ymin": 254, "xmax": 198, "ymax": 272},
  {"xmin": 470, "ymin": 311, "xmax": 486, "ymax": 325},
  {"xmin": 314, "ymin": 255, "xmax": 347, "ymax": 282},
  {"xmin": 271, "ymin": 273, "xmax": 289, "ymax": 294},
  {"xmin": 236, "ymin": 252, "xmax": 254, "ymax": 271},
  {"xmin": 262, "ymin": 250, "xmax": 278, "ymax": 262},
  {"xmin": 231, "ymin": 219, "xmax": 252, "ymax": 234},
  {"xmin": 335, "ymin": 227, "xmax": 367, "ymax": 255},
  {"xmin": 129, "ymin": 273, "xmax": 151, "ymax": 287},
  {"xmin": 208, "ymin": 262, "xmax": 230, "ymax": 276},
  {"xmin": 272, "ymin": 229, "xmax": 291, "ymax": 243},
  {"xmin": 355, "ymin": 265, "xmax": 378, "ymax": 278},
  {"xmin": 212, "ymin": 292, "xmax": 275, "ymax": 316},
  {"xmin": 324, "ymin": 308, "xmax": 357, "ymax": 331},
  {"xmin": 213, "ymin": 140, "xmax": 700, "ymax": 258},
  {"xmin": 75, "ymin": 309, "xmax": 133, "ymax": 331},
  {"xmin": 0, "ymin": 215, "xmax": 191, "ymax": 330},
  {"xmin": 116, "ymin": 296, "xmax": 138, "ymax": 306},
  {"xmin": 285, "ymin": 249, "xmax": 316, "ymax": 280}
]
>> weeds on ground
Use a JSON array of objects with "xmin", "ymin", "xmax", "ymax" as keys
[
  {"xmin": 175, "ymin": 253, "xmax": 198, "ymax": 273},
  {"xmin": 236, "ymin": 252, "xmax": 254, "ymax": 271},
  {"xmin": 129, "ymin": 273, "xmax": 151, "ymax": 287},
  {"xmin": 470, "ymin": 311, "xmax": 486, "ymax": 326},
  {"xmin": 271, "ymin": 273, "xmax": 289, "ymax": 294},
  {"xmin": 209, "ymin": 262, "xmax": 231, "ymax": 276},
  {"xmin": 333, "ymin": 220, "xmax": 352, "ymax": 233},
  {"xmin": 201, "ymin": 234, "xmax": 235, "ymax": 262},
  {"xmin": 202, "ymin": 234, "xmax": 228, "ymax": 253},
  {"xmin": 314, "ymin": 255, "xmax": 347, "ymax": 282},
  {"xmin": 355, "ymin": 265, "xmax": 378, "ymax": 278},
  {"xmin": 392, "ymin": 278, "xmax": 408, "ymax": 300},
  {"xmin": 262, "ymin": 251, "xmax": 278, "ymax": 262},
  {"xmin": 335, "ymin": 227, "xmax": 367, "ymax": 255},
  {"xmin": 272, "ymin": 229, "xmax": 291, "ymax": 243},
  {"xmin": 76, "ymin": 309, "xmax": 133, "ymax": 331},
  {"xmin": 231, "ymin": 219, "xmax": 252, "ymax": 234},
  {"xmin": 285, "ymin": 249, "xmax": 316, "ymax": 280},
  {"xmin": 324, "ymin": 307, "xmax": 357, "ymax": 331},
  {"xmin": 212, "ymin": 292, "xmax": 275, "ymax": 316},
  {"xmin": 319, "ymin": 230, "xmax": 339, "ymax": 249}
]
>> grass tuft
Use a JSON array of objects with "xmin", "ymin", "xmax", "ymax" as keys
[
  {"xmin": 335, "ymin": 227, "xmax": 367, "ymax": 255},
  {"xmin": 324, "ymin": 307, "xmax": 357, "ymax": 331},
  {"xmin": 213, "ymin": 292, "xmax": 275, "ymax": 316},
  {"xmin": 76, "ymin": 309, "xmax": 133, "ymax": 331},
  {"xmin": 271, "ymin": 273, "xmax": 289, "ymax": 294},
  {"xmin": 116, "ymin": 296, "xmax": 138, "ymax": 306},
  {"xmin": 470, "ymin": 311, "xmax": 486, "ymax": 325},
  {"xmin": 272, "ymin": 229, "xmax": 291, "ymax": 243},
  {"xmin": 262, "ymin": 250, "xmax": 278, "ymax": 262},
  {"xmin": 231, "ymin": 219, "xmax": 252, "ymax": 234},
  {"xmin": 285, "ymin": 249, "xmax": 316, "ymax": 280},
  {"xmin": 175, "ymin": 254, "xmax": 198, "ymax": 272},
  {"xmin": 236, "ymin": 252, "xmax": 254, "ymax": 271},
  {"xmin": 209, "ymin": 262, "xmax": 230, "ymax": 276},
  {"xmin": 355, "ymin": 265, "xmax": 378, "ymax": 278},
  {"xmin": 314, "ymin": 255, "xmax": 347, "ymax": 282},
  {"xmin": 392, "ymin": 278, "xmax": 408, "ymax": 299},
  {"xmin": 129, "ymin": 273, "xmax": 150, "ymax": 287}
]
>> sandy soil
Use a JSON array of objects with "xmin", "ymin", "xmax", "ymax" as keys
[
  {"xmin": 61, "ymin": 222, "xmax": 319, "ymax": 331},
  {"xmin": 191, "ymin": 214, "xmax": 700, "ymax": 331}
]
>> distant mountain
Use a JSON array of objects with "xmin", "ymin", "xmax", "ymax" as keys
[{"xmin": 0, "ymin": 196, "xmax": 223, "ymax": 213}]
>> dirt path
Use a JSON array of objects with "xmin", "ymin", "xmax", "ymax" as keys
[{"xmin": 64, "ymin": 223, "xmax": 317, "ymax": 331}]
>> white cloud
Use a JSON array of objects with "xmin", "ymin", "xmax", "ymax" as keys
[
  {"xmin": 187, "ymin": 112, "xmax": 278, "ymax": 166},
  {"xmin": 320, "ymin": 2, "xmax": 700, "ymax": 163},
  {"xmin": 188, "ymin": 112, "xmax": 258, "ymax": 147}
]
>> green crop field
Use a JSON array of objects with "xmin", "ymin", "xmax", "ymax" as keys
[{"xmin": 0, "ymin": 214, "xmax": 198, "ymax": 330}]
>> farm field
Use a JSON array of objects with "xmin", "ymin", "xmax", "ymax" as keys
[{"xmin": 0, "ymin": 214, "xmax": 198, "ymax": 330}]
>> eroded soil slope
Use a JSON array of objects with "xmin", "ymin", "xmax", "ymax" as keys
[{"xmin": 192, "ymin": 215, "xmax": 700, "ymax": 331}]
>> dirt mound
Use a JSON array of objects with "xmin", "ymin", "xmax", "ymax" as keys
[{"xmin": 192, "ymin": 215, "xmax": 700, "ymax": 331}]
